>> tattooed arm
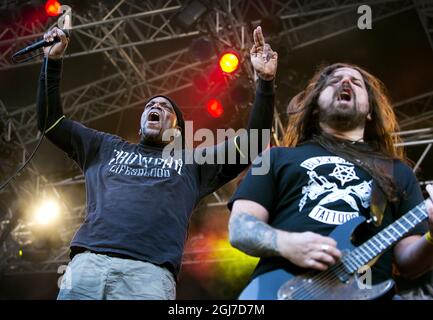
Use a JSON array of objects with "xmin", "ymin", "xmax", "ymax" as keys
[
  {"xmin": 229, "ymin": 200, "xmax": 279, "ymax": 257},
  {"xmin": 229, "ymin": 199, "xmax": 342, "ymax": 271}
]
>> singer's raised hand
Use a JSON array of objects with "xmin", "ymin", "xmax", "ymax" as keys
[
  {"xmin": 250, "ymin": 26, "xmax": 278, "ymax": 81},
  {"xmin": 43, "ymin": 14, "xmax": 71, "ymax": 59}
]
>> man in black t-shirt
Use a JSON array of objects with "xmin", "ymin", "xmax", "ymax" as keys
[
  {"xmin": 228, "ymin": 63, "xmax": 433, "ymax": 300},
  {"xmin": 38, "ymin": 18, "xmax": 278, "ymax": 299}
]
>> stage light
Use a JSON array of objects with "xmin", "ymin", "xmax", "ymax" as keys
[
  {"xmin": 219, "ymin": 52, "xmax": 240, "ymax": 74},
  {"xmin": 207, "ymin": 98, "xmax": 224, "ymax": 118},
  {"xmin": 45, "ymin": 0, "xmax": 61, "ymax": 17},
  {"xmin": 212, "ymin": 238, "xmax": 259, "ymax": 283},
  {"xmin": 33, "ymin": 199, "xmax": 60, "ymax": 225}
]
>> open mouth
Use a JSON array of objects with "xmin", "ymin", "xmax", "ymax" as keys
[
  {"xmin": 338, "ymin": 88, "xmax": 352, "ymax": 102},
  {"xmin": 148, "ymin": 111, "xmax": 160, "ymax": 122}
]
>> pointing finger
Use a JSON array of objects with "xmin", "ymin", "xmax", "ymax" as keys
[
  {"xmin": 253, "ymin": 28, "xmax": 259, "ymax": 47},
  {"xmin": 256, "ymin": 26, "xmax": 265, "ymax": 46}
]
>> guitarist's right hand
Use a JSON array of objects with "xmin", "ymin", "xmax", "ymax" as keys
[{"xmin": 280, "ymin": 232, "xmax": 342, "ymax": 271}]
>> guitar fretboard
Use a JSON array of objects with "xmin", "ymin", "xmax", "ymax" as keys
[{"xmin": 342, "ymin": 200, "xmax": 427, "ymax": 273}]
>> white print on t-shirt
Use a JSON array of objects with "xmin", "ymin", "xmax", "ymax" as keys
[
  {"xmin": 299, "ymin": 156, "xmax": 372, "ymax": 225},
  {"xmin": 329, "ymin": 164, "xmax": 359, "ymax": 186},
  {"xmin": 107, "ymin": 149, "xmax": 184, "ymax": 177}
]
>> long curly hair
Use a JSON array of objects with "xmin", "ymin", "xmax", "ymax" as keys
[{"xmin": 283, "ymin": 63, "xmax": 405, "ymax": 202}]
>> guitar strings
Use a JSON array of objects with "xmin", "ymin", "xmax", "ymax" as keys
[
  {"xmin": 285, "ymin": 255, "xmax": 361, "ymax": 300},
  {"xmin": 284, "ymin": 206, "xmax": 427, "ymax": 299},
  {"xmin": 295, "ymin": 244, "xmax": 385, "ymax": 299},
  {"xmin": 288, "ymin": 263, "xmax": 345, "ymax": 299},
  {"xmin": 289, "ymin": 263, "xmax": 349, "ymax": 299},
  {"xmin": 293, "ymin": 253, "xmax": 364, "ymax": 300}
]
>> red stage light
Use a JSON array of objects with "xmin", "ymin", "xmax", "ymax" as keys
[
  {"xmin": 207, "ymin": 98, "xmax": 224, "ymax": 118},
  {"xmin": 219, "ymin": 52, "xmax": 239, "ymax": 74},
  {"xmin": 45, "ymin": 0, "xmax": 61, "ymax": 17}
]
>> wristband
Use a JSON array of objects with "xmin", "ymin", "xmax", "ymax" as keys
[{"xmin": 425, "ymin": 231, "xmax": 433, "ymax": 245}]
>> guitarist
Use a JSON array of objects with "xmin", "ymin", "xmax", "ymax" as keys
[{"xmin": 228, "ymin": 63, "xmax": 433, "ymax": 299}]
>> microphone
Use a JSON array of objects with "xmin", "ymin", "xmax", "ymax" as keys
[{"xmin": 13, "ymin": 29, "xmax": 70, "ymax": 58}]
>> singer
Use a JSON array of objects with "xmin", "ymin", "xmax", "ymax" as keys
[{"xmin": 36, "ymin": 17, "xmax": 278, "ymax": 300}]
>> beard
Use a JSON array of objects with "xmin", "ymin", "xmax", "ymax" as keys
[{"xmin": 318, "ymin": 93, "xmax": 367, "ymax": 132}]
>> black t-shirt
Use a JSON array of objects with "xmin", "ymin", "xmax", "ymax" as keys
[
  {"xmin": 55, "ymin": 119, "xmax": 242, "ymax": 277},
  {"xmin": 37, "ymin": 59, "xmax": 275, "ymax": 278},
  {"xmin": 228, "ymin": 143, "xmax": 427, "ymax": 284}
]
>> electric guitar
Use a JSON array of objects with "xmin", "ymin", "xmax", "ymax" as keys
[{"xmin": 238, "ymin": 200, "xmax": 428, "ymax": 300}]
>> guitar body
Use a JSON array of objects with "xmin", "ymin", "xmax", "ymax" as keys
[{"xmin": 238, "ymin": 216, "xmax": 394, "ymax": 300}]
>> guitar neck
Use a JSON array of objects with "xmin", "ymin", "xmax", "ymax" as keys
[{"xmin": 343, "ymin": 200, "xmax": 427, "ymax": 272}]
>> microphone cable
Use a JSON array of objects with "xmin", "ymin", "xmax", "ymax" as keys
[{"xmin": 0, "ymin": 45, "xmax": 54, "ymax": 191}]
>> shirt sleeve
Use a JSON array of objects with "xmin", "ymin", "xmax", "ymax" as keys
[
  {"xmin": 196, "ymin": 78, "xmax": 274, "ymax": 198},
  {"xmin": 394, "ymin": 161, "xmax": 428, "ymax": 236},
  {"xmin": 227, "ymin": 148, "xmax": 276, "ymax": 213},
  {"xmin": 36, "ymin": 58, "xmax": 105, "ymax": 171},
  {"xmin": 52, "ymin": 119, "xmax": 106, "ymax": 171},
  {"xmin": 37, "ymin": 58, "xmax": 64, "ymax": 134}
]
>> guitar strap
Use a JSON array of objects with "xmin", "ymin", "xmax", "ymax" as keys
[{"xmin": 369, "ymin": 158, "xmax": 394, "ymax": 227}]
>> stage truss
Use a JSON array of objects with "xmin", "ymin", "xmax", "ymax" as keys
[{"xmin": 0, "ymin": 0, "xmax": 433, "ymax": 275}]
